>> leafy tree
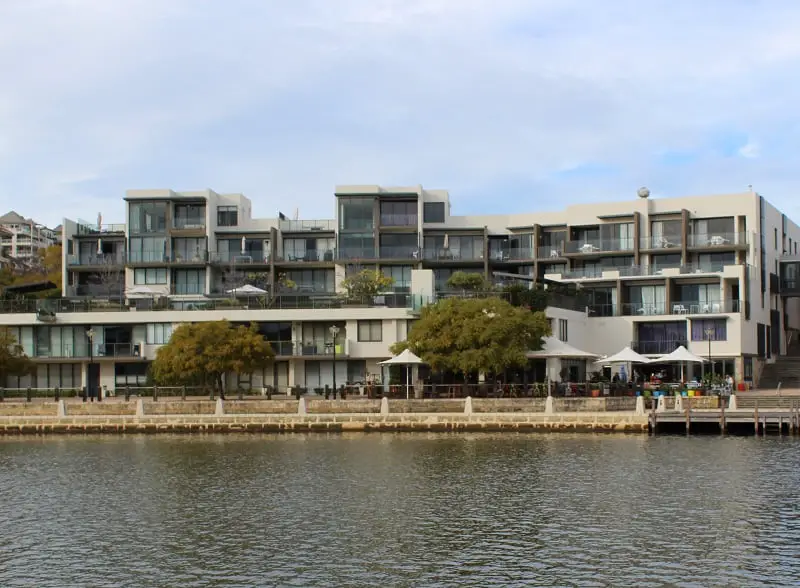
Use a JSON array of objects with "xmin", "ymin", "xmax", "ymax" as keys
[
  {"xmin": 446, "ymin": 271, "xmax": 488, "ymax": 292},
  {"xmin": 503, "ymin": 283, "xmax": 550, "ymax": 312},
  {"xmin": 151, "ymin": 321, "xmax": 274, "ymax": 394},
  {"xmin": 0, "ymin": 327, "xmax": 34, "ymax": 384},
  {"xmin": 341, "ymin": 269, "xmax": 394, "ymax": 301},
  {"xmin": 391, "ymin": 296, "xmax": 550, "ymax": 376}
]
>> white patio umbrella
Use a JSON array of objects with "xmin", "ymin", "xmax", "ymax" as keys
[
  {"xmin": 527, "ymin": 337, "xmax": 600, "ymax": 359},
  {"xmin": 648, "ymin": 345, "xmax": 706, "ymax": 382},
  {"xmin": 125, "ymin": 285, "xmax": 160, "ymax": 298},
  {"xmin": 226, "ymin": 284, "xmax": 267, "ymax": 296},
  {"xmin": 379, "ymin": 349, "xmax": 426, "ymax": 399},
  {"xmin": 595, "ymin": 345, "xmax": 650, "ymax": 383}
]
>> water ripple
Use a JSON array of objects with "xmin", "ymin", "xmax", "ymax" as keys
[{"xmin": 0, "ymin": 434, "xmax": 798, "ymax": 587}]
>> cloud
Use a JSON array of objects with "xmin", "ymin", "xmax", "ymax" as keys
[{"xmin": 0, "ymin": 0, "xmax": 799, "ymax": 227}]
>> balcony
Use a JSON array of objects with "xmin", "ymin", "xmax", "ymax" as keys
[
  {"xmin": 67, "ymin": 253, "xmax": 126, "ymax": 266},
  {"xmin": 173, "ymin": 217, "xmax": 206, "ymax": 230},
  {"xmin": 422, "ymin": 249, "xmax": 484, "ymax": 261},
  {"xmin": 687, "ymin": 232, "xmax": 748, "ymax": 248},
  {"xmin": 587, "ymin": 304, "xmax": 617, "ymax": 317},
  {"xmin": 76, "ymin": 223, "xmax": 126, "ymax": 235},
  {"xmin": 781, "ymin": 278, "xmax": 800, "ymax": 295},
  {"xmin": 337, "ymin": 247, "xmax": 376, "ymax": 260},
  {"xmin": 547, "ymin": 262, "xmax": 746, "ymax": 281},
  {"xmin": 631, "ymin": 339, "xmax": 688, "ymax": 355},
  {"xmin": 209, "ymin": 252, "xmax": 270, "ymax": 265},
  {"xmin": 261, "ymin": 340, "xmax": 348, "ymax": 357},
  {"xmin": 94, "ymin": 342, "xmax": 142, "ymax": 358},
  {"xmin": 564, "ymin": 239, "xmax": 635, "ymax": 255},
  {"xmin": 128, "ymin": 251, "xmax": 168, "ymax": 264},
  {"xmin": 277, "ymin": 250, "xmax": 335, "ymax": 263},
  {"xmin": 378, "ymin": 247, "xmax": 421, "ymax": 260},
  {"xmin": 621, "ymin": 299, "xmax": 740, "ymax": 317},
  {"xmin": 280, "ymin": 219, "xmax": 336, "ymax": 232},
  {"xmin": 168, "ymin": 251, "xmax": 208, "ymax": 264},
  {"xmin": 640, "ymin": 236, "xmax": 682, "ymax": 250},
  {"xmin": 32, "ymin": 342, "xmax": 141, "ymax": 359},
  {"xmin": 380, "ymin": 214, "xmax": 418, "ymax": 227},
  {"xmin": 537, "ymin": 245, "xmax": 565, "ymax": 259},
  {"xmin": 66, "ymin": 284, "xmax": 124, "ymax": 298}
]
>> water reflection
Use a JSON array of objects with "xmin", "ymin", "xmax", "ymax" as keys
[{"xmin": 0, "ymin": 434, "xmax": 798, "ymax": 587}]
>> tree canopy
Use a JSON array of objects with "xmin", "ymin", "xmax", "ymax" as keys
[
  {"xmin": 446, "ymin": 271, "xmax": 488, "ymax": 292},
  {"xmin": 0, "ymin": 244, "xmax": 63, "ymax": 297},
  {"xmin": 340, "ymin": 269, "xmax": 394, "ymax": 301},
  {"xmin": 151, "ymin": 321, "xmax": 274, "ymax": 393},
  {"xmin": 0, "ymin": 327, "xmax": 33, "ymax": 384},
  {"xmin": 392, "ymin": 296, "xmax": 551, "ymax": 375}
]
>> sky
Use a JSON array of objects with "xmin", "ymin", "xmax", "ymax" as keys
[{"xmin": 1, "ymin": 0, "xmax": 800, "ymax": 228}]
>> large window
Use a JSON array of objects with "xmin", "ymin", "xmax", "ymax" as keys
[
  {"xmin": 285, "ymin": 269, "xmax": 335, "ymax": 292},
  {"xmin": 627, "ymin": 285, "xmax": 666, "ymax": 315},
  {"xmin": 357, "ymin": 320, "xmax": 382, "ymax": 342},
  {"xmin": 174, "ymin": 204, "xmax": 206, "ymax": 228},
  {"xmin": 423, "ymin": 202, "xmax": 445, "ymax": 223},
  {"xmin": 339, "ymin": 198, "xmax": 374, "ymax": 231},
  {"xmin": 381, "ymin": 266, "xmax": 412, "ymax": 291},
  {"xmin": 129, "ymin": 237, "xmax": 166, "ymax": 262},
  {"xmin": 379, "ymin": 233, "xmax": 418, "ymax": 258},
  {"xmin": 172, "ymin": 269, "xmax": 205, "ymax": 294},
  {"xmin": 650, "ymin": 220, "xmax": 682, "ymax": 248},
  {"xmin": 558, "ymin": 319, "xmax": 568, "ymax": 342},
  {"xmin": 134, "ymin": 268, "xmax": 167, "ymax": 285},
  {"xmin": 601, "ymin": 223, "xmax": 634, "ymax": 249},
  {"xmin": 676, "ymin": 283, "xmax": 720, "ymax": 305},
  {"xmin": 217, "ymin": 206, "xmax": 238, "ymax": 227},
  {"xmin": 129, "ymin": 202, "xmax": 167, "ymax": 234},
  {"xmin": 380, "ymin": 201, "xmax": 417, "ymax": 226},
  {"xmin": 636, "ymin": 322, "xmax": 687, "ymax": 354},
  {"xmin": 651, "ymin": 253, "xmax": 682, "ymax": 270},
  {"xmin": 115, "ymin": 363, "xmax": 149, "ymax": 387},
  {"xmin": 423, "ymin": 235, "xmax": 483, "ymax": 260},
  {"xmin": 146, "ymin": 324, "xmax": 173, "ymax": 345},
  {"xmin": 172, "ymin": 237, "xmax": 206, "ymax": 261},
  {"xmin": 691, "ymin": 217, "xmax": 735, "ymax": 240},
  {"xmin": 697, "ymin": 252, "xmax": 735, "ymax": 271},
  {"xmin": 338, "ymin": 233, "xmax": 374, "ymax": 259},
  {"xmin": 284, "ymin": 237, "xmax": 335, "ymax": 261},
  {"xmin": 691, "ymin": 319, "xmax": 727, "ymax": 341}
]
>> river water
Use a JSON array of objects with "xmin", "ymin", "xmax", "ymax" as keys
[{"xmin": 0, "ymin": 434, "xmax": 798, "ymax": 587}]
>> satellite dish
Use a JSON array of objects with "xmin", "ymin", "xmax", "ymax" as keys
[{"xmin": 637, "ymin": 187, "xmax": 650, "ymax": 199}]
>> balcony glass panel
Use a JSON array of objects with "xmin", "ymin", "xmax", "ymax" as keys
[
  {"xmin": 174, "ymin": 204, "xmax": 206, "ymax": 228},
  {"xmin": 129, "ymin": 202, "xmax": 167, "ymax": 234},
  {"xmin": 339, "ymin": 198, "xmax": 374, "ymax": 231}
]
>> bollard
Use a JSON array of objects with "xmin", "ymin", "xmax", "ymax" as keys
[
  {"xmin": 124, "ymin": 386, "xmax": 130, "ymax": 402},
  {"xmin": 545, "ymin": 395, "xmax": 554, "ymax": 415},
  {"xmin": 83, "ymin": 386, "xmax": 88, "ymax": 403},
  {"xmin": 54, "ymin": 387, "xmax": 60, "ymax": 402},
  {"xmin": 215, "ymin": 397, "xmax": 224, "ymax": 416},
  {"xmin": 26, "ymin": 387, "xmax": 32, "ymax": 403},
  {"xmin": 380, "ymin": 396, "xmax": 389, "ymax": 416},
  {"xmin": 297, "ymin": 397, "xmax": 307, "ymax": 415},
  {"xmin": 181, "ymin": 386, "xmax": 187, "ymax": 401},
  {"xmin": 464, "ymin": 396, "xmax": 473, "ymax": 415},
  {"xmin": 153, "ymin": 386, "xmax": 159, "ymax": 402},
  {"xmin": 634, "ymin": 395, "xmax": 645, "ymax": 416}
]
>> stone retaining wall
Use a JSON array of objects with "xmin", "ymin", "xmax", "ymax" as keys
[
  {"xmin": 554, "ymin": 397, "xmax": 637, "ymax": 412},
  {"xmin": 388, "ymin": 400, "xmax": 465, "ymax": 413},
  {"xmin": 67, "ymin": 402, "xmax": 137, "ymax": 416},
  {"xmin": 471, "ymin": 398, "xmax": 547, "ymax": 413},
  {"xmin": 0, "ymin": 412, "xmax": 649, "ymax": 435},
  {"xmin": 307, "ymin": 400, "xmax": 381, "ymax": 414}
]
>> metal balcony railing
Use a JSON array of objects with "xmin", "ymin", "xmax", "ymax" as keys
[
  {"xmin": 67, "ymin": 253, "xmax": 126, "ymax": 266},
  {"xmin": 277, "ymin": 250, "xmax": 335, "ymax": 262},
  {"xmin": 422, "ymin": 249, "xmax": 484, "ymax": 261},
  {"xmin": 93, "ymin": 343, "xmax": 141, "ymax": 358},
  {"xmin": 378, "ymin": 247, "xmax": 421, "ymax": 260},
  {"xmin": 128, "ymin": 250, "xmax": 168, "ymax": 263},
  {"xmin": 209, "ymin": 252, "xmax": 270, "ymax": 264},
  {"xmin": 537, "ymin": 245, "xmax": 565, "ymax": 259},
  {"xmin": 687, "ymin": 232, "xmax": 748, "ymax": 248},
  {"xmin": 168, "ymin": 251, "xmax": 208, "ymax": 263},
  {"xmin": 337, "ymin": 247, "xmax": 376, "ymax": 260}
]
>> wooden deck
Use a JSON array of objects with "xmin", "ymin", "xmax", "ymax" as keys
[{"xmin": 650, "ymin": 404, "xmax": 800, "ymax": 435}]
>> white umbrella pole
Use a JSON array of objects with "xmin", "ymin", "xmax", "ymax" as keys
[{"xmin": 406, "ymin": 364, "xmax": 410, "ymax": 399}]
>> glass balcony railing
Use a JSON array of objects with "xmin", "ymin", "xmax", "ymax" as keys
[
  {"xmin": 67, "ymin": 253, "xmax": 126, "ymax": 266},
  {"xmin": 547, "ymin": 262, "xmax": 745, "ymax": 279},
  {"xmin": 537, "ymin": 245, "xmax": 565, "ymax": 259},
  {"xmin": 640, "ymin": 235, "xmax": 682, "ymax": 250},
  {"xmin": 565, "ymin": 239, "xmax": 635, "ymax": 254},
  {"xmin": 422, "ymin": 249, "xmax": 484, "ymax": 261},
  {"xmin": 168, "ymin": 251, "xmax": 208, "ymax": 263},
  {"xmin": 621, "ymin": 299, "xmax": 741, "ymax": 316},
  {"xmin": 173, "ymin": 216, "xmax": 206, "ymax": 229},
  {"xmin": 209, "ymin": 252, "xmax": 270, "ymax": 264},
  {"xmin": 378, "ymin": 247, "xmax": 421, "ymax": 260},
  {"xmin": 337, "ymin": 248, "xmax": 376, "ymax": 260},
  {"xmin": 587, "ymin": 304, "xmax": 617, "ymax": 317},
  {"xmin": 171, "ymin": 283, "xmax": 206, "ymax": 295},
  {"xmin": 280, "ymin": 219, "xmax": 335, "ymax": 232},
  {"xmin": 278, "ymin": 249, "xmax": 335, "ymax": 262},
  {"xmin": 687, "ymin": 232, "xmax": 748, "ymax": 248}
]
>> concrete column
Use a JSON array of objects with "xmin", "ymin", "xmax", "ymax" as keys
[
  {"xmin": 656, "ymin": 395, "xmax": 666, "ymax": 412},
  {"xmin": 297, "ymin": 397, "xmax": 307, "ymax": 415},
  {"xmin": 728, "ymin": 394, "xmax": 738, "ymax": 410},
  {"xmin": 545, "ymin": 395, "xmax": 554, "ymax": 415},
  {"xmin": 215, "ymin": 398, "xmax": 224, "ymax": 416},
  {"xmin": 380, "ymin": 396, "xmax": 389, "ymax": 415},
  {"xmin": 674, "ymin": 394, "xmax": 683, "ymax": 412},
  {"xmin": 464, "ymin": 396, "xmax": 473, "ymax": 415},
  {"xmin": 635, "ymin": 395, "xmax": 645, "ymax": 415},
  {"xmin": 135, "ymin": 398, "xmax": 144, "ymax": 417}
]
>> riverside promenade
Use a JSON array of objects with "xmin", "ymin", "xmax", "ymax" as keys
[{"xmin": 0, "ymin": 396, "xmax": 650, "ymax": 435}]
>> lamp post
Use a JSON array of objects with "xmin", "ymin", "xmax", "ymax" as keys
[
  {"xmin": 329, "ymin": 325, "xmax": 340, "ymax": 396},
  {"xmin": 705, "ymin": 326, "xmax": 714, "ymax": 379},
  {"xmin": 86, "ymin": 328, "xmax": 95, "ymax": 402}
]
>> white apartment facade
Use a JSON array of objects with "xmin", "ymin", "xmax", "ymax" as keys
[
  {"xmin": 0, "ymin": 211, "xmax": 58, "ymax": 262},
  {"xmin": 0, "ymin": 185, "xmax": 796, "ymax": 393}
]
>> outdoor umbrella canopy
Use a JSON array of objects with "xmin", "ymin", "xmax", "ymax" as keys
[
  {"xmin": 379, "ymin": 349, "xmax": 426, "ymax": 399},
  {"xmin": 650, "ymin": 345, "xmax": 706, "ymax": 364},
  {"xmin": 596, "ymin": 346, "xmax": 651, "ymax": 364},
  {"xmin": 526, "ymin": 337, "xmax": 600, "ymax": 359},
  {"xmin": 226, "ymin": 284, "xmax": 267, "ymax": 296}
]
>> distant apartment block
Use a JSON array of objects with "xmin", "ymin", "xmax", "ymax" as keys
[{"xmin": 0, "ymin": 210, "xmax": 58, "ymax": 263}]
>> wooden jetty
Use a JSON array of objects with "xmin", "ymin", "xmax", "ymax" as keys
[{"xmin": 650, "ymin": 395, "xmax": 800, "ymax": 435}]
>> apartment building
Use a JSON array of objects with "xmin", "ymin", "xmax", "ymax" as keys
[
  {"xmin": 0, "ymin": 185, "xmax": 797, "ymax": 394},
  {"xmin": 0, "ymin": 211, "xmax": 58, "ymax": 262}
]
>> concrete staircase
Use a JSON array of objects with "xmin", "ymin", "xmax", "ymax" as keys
[{"xmin": 758, "ymin": 337, "xmax": 800, "ymax": 390}]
